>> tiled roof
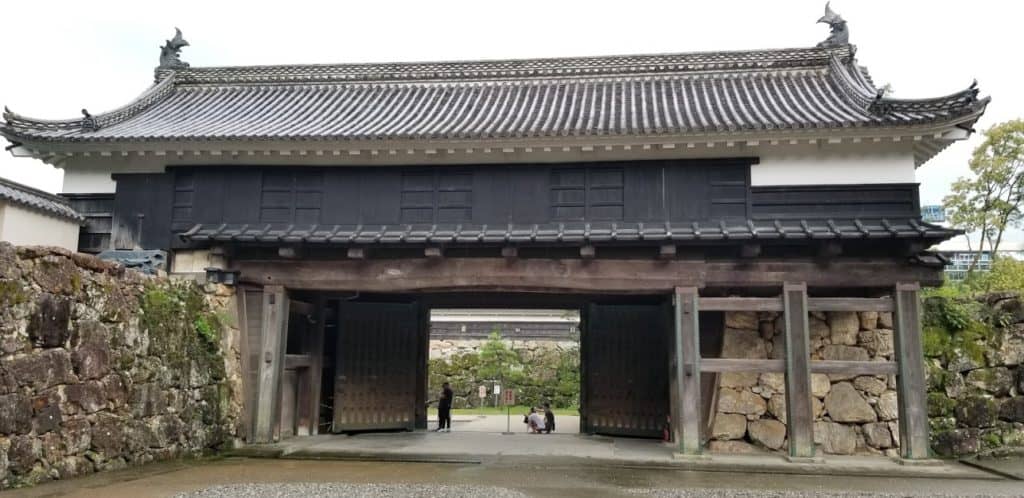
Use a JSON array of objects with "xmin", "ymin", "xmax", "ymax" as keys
[
  {"xmin": 1, "ymin": 45, "xmax": 986, "ymax": 148},
  {"xmin": 0, "ymin": 177, "xmax": 85, "ymax": 223},
  {"xmin": 179, "ymin": 218, "xmax": 958, "ymax": 246}
]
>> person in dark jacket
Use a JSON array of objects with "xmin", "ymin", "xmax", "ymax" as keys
[
  {"xmin": 436, "ymin": 382, "xmax": 453, "ymax": 432},
  {"xmin": 543, "ymin": 402, "xmax": 555, "ymax": 433}
]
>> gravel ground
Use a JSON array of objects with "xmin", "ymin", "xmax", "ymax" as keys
[
  {"xmin": 174, "ymin": 483, "xmax": 529, "ymax": 498},
  {"xmin": 627, "ymin": 489, "xmax": 1019, "ymax": 498}
]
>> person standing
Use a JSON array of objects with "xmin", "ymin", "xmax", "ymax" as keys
[
  {"xmin": 436, "ymin": 382, "xmax": 453, "ymax": 432},
  {"xmin": 543, "ymin": 402, "xmax": 555, "ymax": 434}
]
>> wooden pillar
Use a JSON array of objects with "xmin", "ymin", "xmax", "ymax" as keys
[
  {"xmin": 894, "ymin": 282, "xmax": 930, "ymax": 459},
  {"xmin": 783, "ymin": 282, "xmax": 815, "ymax": 459},
  {"xmin": 305, "ymin": 296, "xmax": 326, "ymax": 435},
  {"xmin": 253, "ymin": 285, "xmax": 288, "ymax": 444},
  {"xmin": 674, "ymin": 287, "xmax": 702, "ymax": 455}
]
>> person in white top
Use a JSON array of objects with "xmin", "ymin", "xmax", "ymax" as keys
[{"xmin": 526, "ymin": 407, "xmax": 546, "ymax": 433}]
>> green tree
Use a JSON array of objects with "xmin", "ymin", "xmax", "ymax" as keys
[
  {"xmin": 944, "ymin": 119, "xmax": 1024, "ymax": 274},
  {"xmin": 477, "ymin": 331, "xmax": 523, "ymax": 384}
]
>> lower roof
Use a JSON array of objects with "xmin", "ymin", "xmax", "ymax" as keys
[{"xmin": 0, "ymin": 177, "xmax": 84, "ymax": 223}]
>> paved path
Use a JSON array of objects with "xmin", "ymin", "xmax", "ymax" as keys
[
  {"xmin": 5, "ymin": 458, "xmax": 1022, "ymax": 498},
  {"xmin": 434, "ymin": 414, "xmax": 580, "ymax": 434}
]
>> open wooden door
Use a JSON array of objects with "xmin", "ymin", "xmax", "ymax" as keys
[
  {"xmin": 333, "ymin": 301, "xmax": 419, "ymax": 432},
  {"xmin": 581, "ymin": 302, "xmax": 670, "ymax": 438}
]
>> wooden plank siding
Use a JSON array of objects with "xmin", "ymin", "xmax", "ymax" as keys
[{"xmin": 750, "ymin": 184, "xmax": 920, "ymax": 220}]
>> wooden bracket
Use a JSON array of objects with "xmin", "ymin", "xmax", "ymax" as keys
[
  {"xmin": 740, "ymin": 243, "xmax": 761, "ymax": 258},
  {"xmin": 501, "ymin": 246, "xmax": 518, "ymax": 259},
  {"xmin": 425, "ymin": 246, "xmax": 444, "ymax": 258},
  {"xmin": 346, "ymin": 247, "xmax": 366, "ymax": 259},
  {"xmin": 580, "ymin": 245, "xmax": 596, "ymax": 259},
  {"xmin": 659, "ymin": 244, "xmax": 677, "ymax": 259}
]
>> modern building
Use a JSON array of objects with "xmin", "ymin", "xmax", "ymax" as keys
[
  {"xmin": 919, "ymin": 204, "xmax": 1024, "ymax": 279},
  {"xmin": 0, "ymin": 6, "xmax": 987, "ymax": 461},
  {"xmin": 0, "ymin": 176, "xmax": 83, "ymax": 250}
]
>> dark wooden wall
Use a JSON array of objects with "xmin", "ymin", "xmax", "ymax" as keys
[{"xmin": 100, "ymin": 158, "xmax": 923, "ymax": 252}]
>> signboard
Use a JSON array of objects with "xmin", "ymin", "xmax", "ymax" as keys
[
  {"xmin": 478, "ymin": 385, "xmax": 486, "ymax": 399},
  {"xmin": 502, "ymin": 388, "xmax": 516, "ymax": 406},
  {"xmin": 493, "ymin": 384, "xmax": 501, "ymax": 395}
]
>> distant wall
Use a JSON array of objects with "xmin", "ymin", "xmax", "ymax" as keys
[
  {"xmin": 0, "ymin": 204, "xmax": 79, "ymax": 252},
  {"xmin": 0, "ymin": 244, "xmax": 242, "ymax": 489}
]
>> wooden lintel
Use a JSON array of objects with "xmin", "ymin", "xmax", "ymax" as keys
[
  {"xmin": 347, "ymin": 247, "xmax": 366, "ymax": 259},
  {"xmin": 740, "ymin": 243, "xmax": 761, "ymax": 258},
  {"xmin": 425, "ymin": 247, "xmax": 444, "ymax": 258},
  {"xmin": 234, "ymin": 258, "xmax": 943, "ymax": 293},
  {"xmin": 807, "ymin": 297, "xmax": 894, "ymax": 312},
  {"xmin": 818, "ymin": 241, "xmax": 842, "ymax": 258},
  {"xmin": 284, "ymin": 354, "xmax": 313, "ymax": 370},
  {"xmin": 699, "ymin": 358, "xmax": 898, "ymax": 376},
  {"xmin": 809, "ymin": 360, "xmax": 897, "ymax": 375},
  {"xmin": 501, "ymin": 246, "xmax": 518, "ymax": 259},
  {"xmin": 700, "ymin": 358, "xmax": 784, "ymax": 373},
  {"xmin": 700, "ymin": 297, "xmax": 783, "ymax": 312},
  {"xmin": 659, "ymin": 244, "xmax": 677, "ymax": 259},
  {"xmin": 580, "ymin": 245, "xmax": 596, "ymax": 259},
  {"xmin": 288, "ymin": 299, "xmax": 315, "ymax": 317}
]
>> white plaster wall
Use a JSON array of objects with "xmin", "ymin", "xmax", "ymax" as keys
[
  {"xmin": 62, "ymin": 168, "xmax": 116, "ymax": 194},
  {"xmin": 0, "ymin": 202, "xmax": 80, "ymax": 250},
  {"xmin": 171, "ymin": 249, "xmax": 226, "ymax": 274},
  {"xmin": 752, "ymin": 144, "xmax": 917, "ymax": 186}
]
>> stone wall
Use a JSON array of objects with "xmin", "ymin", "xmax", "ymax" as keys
[
  {"xmin": 429, "ymin": 338, "xmax": 577, "ymax": 360},
  {"xmin": 0, "ymin": 244, "xmax": 241, "ymax": 489},
  {"xmin": 925, "ymin": 293, "xmax": 1024, "ymax": 457},
  {"xmin": 710, "ymin": 310, "xmax": 900, "ymax": 456}
]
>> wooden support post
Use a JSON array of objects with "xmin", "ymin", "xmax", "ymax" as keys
[
  {"xmin": 894, "ymin": 282, "xmax": 931, "ymax": 459},
  {"xmin": 306, "ymin": 296, "xmax": 326, "ymax": 435},
  {"xmin": 674, "ymin": 286, "xmax": 702, "ymax": 455},
  {"xmin": 783, "ymin": 282, "xmax": 815, "ymax": 460},
  {"xmin": 253, "ymin": 285, "xmax": 288, "ymax": 444}
]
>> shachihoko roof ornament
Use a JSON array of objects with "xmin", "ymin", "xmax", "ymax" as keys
[
  {"xmin": 817, "ymin": 2, "xmax": 849, "ymax": 48},
  {"xmin": 158, "ymin": 28, "xmax": 189, "ymax": 70}
]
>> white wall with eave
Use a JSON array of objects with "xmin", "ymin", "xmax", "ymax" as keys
[
  {"xmin": 62, "ymin": 168, "xmax": 117, "ymax": 194},
  {"xmin": 0, "ymin": 202, "xmax": 80, "ymax": 250},
  {"xmin": 751, "ymin": 142, "xmax": 918, "ymax": 186}
]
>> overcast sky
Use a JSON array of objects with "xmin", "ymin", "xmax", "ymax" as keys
[{"xmin": 0, "ymin": 0, "xmax": 1019, "ymax": 210}]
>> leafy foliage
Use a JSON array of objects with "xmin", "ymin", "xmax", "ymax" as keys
[{"xmin": 943, "ymin": 119, "xmax": 1024, "ymax": 274}]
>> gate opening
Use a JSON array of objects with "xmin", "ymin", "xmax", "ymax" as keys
[{"xmin": 427, "ymin": 308, "xmax": 581, "ymax": 434}]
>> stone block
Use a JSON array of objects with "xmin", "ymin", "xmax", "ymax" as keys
[
  {"xmin": 8, "ymin": 348, "xmax": 75, "ymax": 390},
  {"xmin": 955, "ymin": 396, "xmax": 999, "ymax": 428},
  {"xmin": 965, "ymin": 367, "xmax": 1014, "ymax": 396},
  {"xmin": 32, "ymin": 401, "xmax": 62, "ymax": 435},
  {"xmin": 725, "ymin": 311, "xmax": 759, "ymax": 331},
  {"xmin": 101, "ymin": 374, "xmax": 128, "ymax": 408},
  {"xmin": 0, "ymin": 393, "xmax": 32, "ymax": 435},
  {"xmin": 708, "ymin": 440, "xmax": 759, "ymax": 454},
  {"xmin": 27, "ymin": 294, "xmax": 72, "ymax": 348},
  {"xmin": 878, "ymin": 312, "xmax": 893, "ymax": 329},
  {"xmin": 72, "ymin": 345, "xmax": 110, "ymax": 381},
  {"xmin": 31, "ymin": 256, "xmax": 79, "ymax": 295},
  {"xmin": 858, "ymin": 329, "xmax": 894, "ymax": 358},
  {"xmin": 758, "ymin": 372, "xmax": 786, "ymax": 394},
  {"xmin": 61, "ymin": 418, "xmax": 92, "ymax": 454},
  {"xmin": 40, "ymin": 431, "xmax": 63, "ymax": 462},
  {"xmin": 90, "ymin": 413, "xmax": 126, "ymax": 458},
  {"xmin": 7, "ymin": 435, "xmax": 40, "ymax": 474},
  {"xmin": 811, "ymin": 374, "xmax": 831, "ymax": 398},
  {"xmin": 824, "ymin": 382, "xmax": 877, "ymax": 423},
  {"xmin": 853, "ymin": 376, "xmax": 887, "ymax": 396},
  {"xmin": 863, "ymin": 422, "xmax": 893, "ymax": 449},
  {"xmin": 821, "ymin": 345, "xmax": 870, "ymax": 381},
  {"xmin": 710, "ymin": 413, "xmax": 747, "ymax": 440},
  {"xmin": 721, "ymin": 328, "xmax": 767, "ymax": 359},
  {"xmin": 876, "ymin": 391, "xmax": 899, "ymax": 421},
  {"xmin": 130, "ymin": 383, "xmax": 167, "ymax": 418},
  {"xmin": 827, "ymin": 311, "xmax": 860, "ymax": 346},
  {"xmin": 858, "ymin": 311, "xmax": 879, "ymax": 331},
  {"xmin": 944, "ymin": 372, "xmax": 967, "ymax": 399},
  {"xmin": 65, "ymin": 381, "xmax": 106, "ymax": 413},
  {"xmin": 54, "ymin": 455, "xmax": 94, "ymax": 480},
  {"xmin": 720, "ymin": 372, "xmax": 759, "ymax": 388},
  {"xmin": 717, "ymin": 388, "xmax": 767, "ymax": 418},
  {"xmin": 932, "ymin": 428, "xmax": 980, "ymax": 457},
  {"xmin": 748, "ymin": 419, "xmax": 786, "ymax": 450},
  {"xmin": 946, "ymin": 350, "xmax": 981, "ymax": 373},
  {"xmin": 985, "ymin": 335, "xmax": 1024, "ymax": 367},
  {"xmin": 814, "ymin": 421, "xmax": 857, "ymax": 455}
]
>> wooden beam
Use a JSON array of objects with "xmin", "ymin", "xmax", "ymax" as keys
[
  {"xmin": 347, "ymin": 247, "xmax": 366, "ymax": 259},
  {"xmin": 253, "ymin": 285, "xmax": 288, "ymax": 444},
  {"xmin": 278, "ymin": 246, "xmax": 301, "ymax": 259},
  {"xmin": 700, "ymin": 358, "xmax": 784, "ymax": 373},
  {"xmin": 284, "ymin": 354, "xmax": 312, "ymax": 369},
  {"xmin": 659, "ymin": 244, "xmax": 677, "ymax": 259},
  {"xmin": 783, "ymin": 282, "xmax": 815, "ymax": 460},
  {"xmin": 700, "ymin": 297, "xmax": 783, "ymax": 312},
  {"xmin": 307, "ymin": 296, "xmax": 326, "ymax": 435},
  {"xmin": 807, "ymin": 297, "xmax": 894, "ymax": 312},
  {"xmin": 580, "ymin": 245, "xmax": 596, "ymax": 259},
  {"xmin": 235, "ymin": 258, "xmax": 943, "ymax": 293},
  {"xmin": 810, "ymin": 360, "xmax": 897, "ymax": 376},
  {"xmin": 894, "ymin": 282, "xmax": 930, "ymax": 459},
  {"xmin": 424, "ymin": 246, "xmax": 444, "ymax": 258},
  {"xmin": 501, "ymin": 246, "xmax": 518, "ymax": 259},
  {"xmin": 817, "ymin": 241, "xmax": 842, "ymax": 258},
  {"xmin": 675, "ymin": 287, "xmax": 702, "ymax": 455},
  {"xmin": 740, "ymin": 243, "xmax": 761, "ymax": 258}
]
